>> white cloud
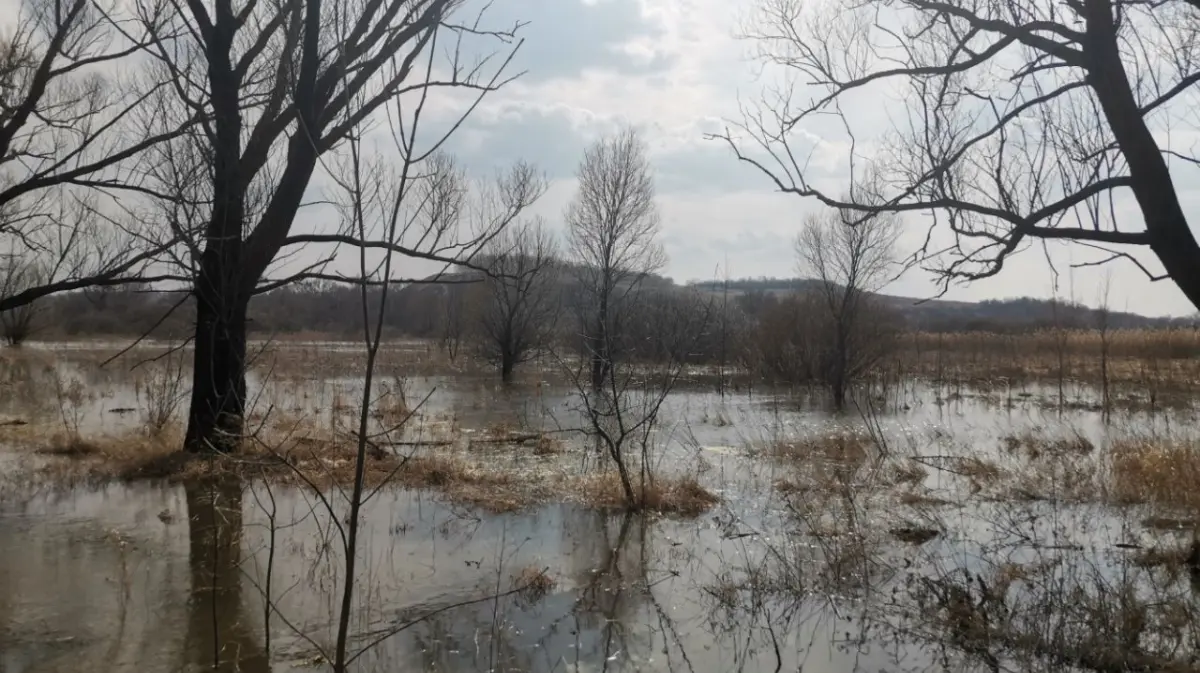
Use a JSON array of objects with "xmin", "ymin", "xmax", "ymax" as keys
[{"xmin": 406, "ymin": 0, "xmax": 1200, "ymax": 317}]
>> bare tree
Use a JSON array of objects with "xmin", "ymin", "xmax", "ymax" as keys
[
  {"xmin": 566, "ymin": 127, "xmax": 666, "ymax": 389},
  {"xmin": 221, "ymin": 69, "xmax": 542, "ymax": 671},
  {"xmin": 308, "ymin": 101, "xmax": 541, "ymax": 673},
  {"xmin": 135, "ymin": 0, "xmax": 526, "ymax": 452},
  {"xmin": 564, "ymin": 287, "xmax": 713, "ymax": 507},
  {"xmin": 717, "ymin": 0, "xmax": 1200, "ymax": 310},
  {"xmin": 0, "ymin": 0, "xmax": 186, "ymax": 312},
  {"xmin": 796, "ymin": 209, "xmax": 900, "ymax": 408},
  {"xmin": 476, "ymin": 215, "xmax": 559, "ymax": 383},
  {"xmin": 1096, "ymin": 271, "xmax": 1113, "ymax": 416},
  {"xmin": 0, "ymin": 257, "xmax": 46, "ymax": 345},
  {"xmin": 439, "ymin": 283, "xmax": 469, "ymax": 364}
]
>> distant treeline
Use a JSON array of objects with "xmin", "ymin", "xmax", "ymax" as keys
[
  {"xmin": 26, "ymin": 276, "xmax": 1194, "ymax": 344},
  {"xmin": 690, "ymin": 278, "xmax": 1195, "ymax": 332}
]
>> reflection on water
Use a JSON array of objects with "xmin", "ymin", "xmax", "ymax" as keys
[
  {"xmin": 0, "ymin": 474, "xmax": 908, "ymax": 673},
  {"xmin": 3, "ymin": 344, "xmax": 1197, "ymax": 672}
]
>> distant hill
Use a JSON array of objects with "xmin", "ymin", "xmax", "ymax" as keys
[{"xmin": 688, "ymin": 277, "xmax": 1194, "ymax": 332}]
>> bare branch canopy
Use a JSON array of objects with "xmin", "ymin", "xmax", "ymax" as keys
[{"xmin": 716, "ymin": 0, "xmax": 1200, "ymax": 308}]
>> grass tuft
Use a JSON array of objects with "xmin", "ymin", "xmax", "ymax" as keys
[
  {"xmin": 1109, "ymin": 437, "xmax": 1200, "ymax": 509},
  {"xmin": 514, "ymin": 566, "xmax": 557, "ymax": 603},
  {"xmin": 578, "ymin": 472, "xmax": 719, "ymax": 517}
]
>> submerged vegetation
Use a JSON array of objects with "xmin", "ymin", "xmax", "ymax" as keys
[{"xmin": 7, "ymin": 329, "xmax": 1200, "ymax": 672}]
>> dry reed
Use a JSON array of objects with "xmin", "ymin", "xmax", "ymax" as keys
[
  {"xmin": 577, "ymin": 471, "xmax": 719, "ymax": 517},
  {"xmin": 1109, "ymin": 437, "xmax": 1200, "ymax": 510}
]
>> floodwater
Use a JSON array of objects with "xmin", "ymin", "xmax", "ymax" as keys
[{"xmin": 1, "ymin": 343, "xmax": 1197, "ymax": 672}]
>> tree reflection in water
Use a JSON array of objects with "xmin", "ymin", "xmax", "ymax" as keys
[{"xmin": 185, "ymin": 479, "xmax": 270, "ymax": 672}]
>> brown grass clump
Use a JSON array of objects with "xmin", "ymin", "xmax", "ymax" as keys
[
  {"xmin": 370, "ymin": 376, "xmax": 411, "ymax": 425},
  {"xmin": 889, "ymin": 526, "xmax": 939, "ymax": 545},
  {"xmin": 1109, "ymin": 438, "xmax": 1200, "ymax": 509},
  {"xmin": 33, "ymin": 428, "xmax": 181, "ymax": 475},
  {"xmin": 888, "ymin": 460, "xmax": 927, "ymax": 486},
  {"xmin": 38, "ymin": 434, "xmax": 105, "ymax": 457},
  {"xmin": 484, "ymin": 420, "xmax": 518, "ymax": 439},
  {"xmin": 532, "ymin": 434, "xmax": 564, "ymax": 456},
  {"xmin": 1002, "ymin": 430, "xmax": 1094, "ymax": 460},
  {"xmin": 1142, "ymin": 516, "xmax": 1200, "ymax": 531},
  {"xmin": 766, "ymin": 430, "xmax": 875, "ymax": 494},
  {"xmin": 774, "ymin": 478, "xmax": 804, "ymax": 496},
  {"xmin": 514, "ymin": 566, "xmax": 557, "ymax": 603},
  {"xmin": 21, "ymin": 417, "xmax": 539, "ymax": 512},
  {"xmin": 767, "ymin": 431, "xmax": 871, "ymax": 465},
  {"xmin": 954, "ymin": 456, "xmax": 1004, "ymax": 485},
  {"xmin": 395, "ymin": 454, "xmax": 533, "ymax": 513},
  {"xmin": 578, "ymin": 472, "xmax": 719, "ymax": 517}
]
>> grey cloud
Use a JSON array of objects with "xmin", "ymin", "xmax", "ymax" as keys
[
  {"xmin": 461, "ymin": 0, "xmax": 672, "ymax": 82},
  {"xmin": 443, "ymin": 104, "xmax": 594, "ymax": 178},
  {"xmin": 442, "ymin": 104, "xmax": 779, "ymax": 194},
  {"xmin": 653, "ymin": 143, "xmax": 770, "ymax": 194}
]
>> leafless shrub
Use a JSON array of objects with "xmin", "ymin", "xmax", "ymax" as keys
[
  {"xmin": 138, "ymin": 345, "xmax": 189, "ymax": 436},
  {"xmin": 0, "ymin": 259, "xmax": 46, "ymax": 345},
  {"xmin": 794, "ymin": 209, "xmax": 901, "ymax": 407},
  {"xmin": 475, "ymin": 215, "xmax": 558, "ymax": 382}
]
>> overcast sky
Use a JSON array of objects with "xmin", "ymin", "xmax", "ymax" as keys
[{"xmin": 309, "ymin": 0, "xmax": 1200, "ymax": 318}]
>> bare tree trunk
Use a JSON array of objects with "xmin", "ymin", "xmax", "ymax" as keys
[
  {"xmin": 1097, "ymin": 273, "xmax": 1113, "ymax": 419},
  {"xmin": 608, "ymin": 439, "xmax": 636, "ymax": 505},
  {"xmin": 185, "ymin": 283, "xmax": 249, "ymax": 453},
  {"xmin": 590, "ymin": 293, "xmax": 610, "ymax": 389},
  {"xmin": 501, "ymin": 350, "xmax": 516, "ymax": 383},
  {"xmin": 831, "ymin": 320, "xmax": 850, "ymax": 410}
]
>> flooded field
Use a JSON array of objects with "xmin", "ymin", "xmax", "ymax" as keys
[{"xmin": 2, "ymin": 342, "xmax": 1199, "ymax": 673}]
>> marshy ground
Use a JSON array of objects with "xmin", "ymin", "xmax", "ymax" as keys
[{"xmin": 3, "ymin": 339, "xmax": 1200, "ymax": 672}]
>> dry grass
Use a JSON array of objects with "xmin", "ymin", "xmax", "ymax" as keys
[
  {"xmin": 888, "ymin": 460, "xmax": 927, "ymax": 486},
  {"xmin": 514, "ymin": 566, "xmax": 557, "ymax": 603},
  {"xmin": 763, "ymin": 429, "xmax": 875, "ymax": 495},
  {"xmin": 130, "ymin": 444, "xmax": 540, "ymax": 513},
  {"xmin": 900, "ymin": 328, "xmax": 1200, "ymax": 395},
  {"xmin": 1109, "ymin": 437, "xmax": 1200, "ymax": 509},
  {"xmin": 1002, "ymin": 430, "xmax": 1094, "ymax": 460},
  {"xmin": 7, "ymin": 410, "xmax": 539, "ymax": 512},
  {"xmin": 954, "ymin": 456, "xmax": 1004, "ymax": 484},
  {"xmin": 909, "ymin": 328, "xmax": 1200, "ymax": 360},
  {"xmin": 394, "ymin": 454, "xmax": 535, "ymax": 513},
  {"xmin": 766, "ymin": 430, "xmax": 871, "ymax": 465},
  {"xmin": 34, "ymin": 427, "xmax": 180, "ymax": 466},
  {"xmin": 1143, "ymin": 516, "xmax": 1200, "ymax": 531},
  {"xmin": 532, "ymin": 434, "xmax": 564, "ymax": 456},
  {"xmin": 577, "ymin": 472, "xmax": 719, "ymax": 517},
  {"xmin": 13, "ymin": 411, "xmax": 714, "ymax": 516},
  {"xmin": 889, "ymin": 526, "xmax": 939, "ymax": 544}
]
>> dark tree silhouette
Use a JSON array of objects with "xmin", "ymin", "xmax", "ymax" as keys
[
  {"xmin": 476, "ymin": 216, "xmax": 559, "ymax": 382},
  {"xmin": 0, "ymin": 0, "xmax": 186, "ymax": 313},
  {"xmin": 718, "ymin": 0, "xmax": 1200, "ymax": 310},
  {"xmin": 136, "ymin": 0, "xmax": 525, "ymax": 451}
]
